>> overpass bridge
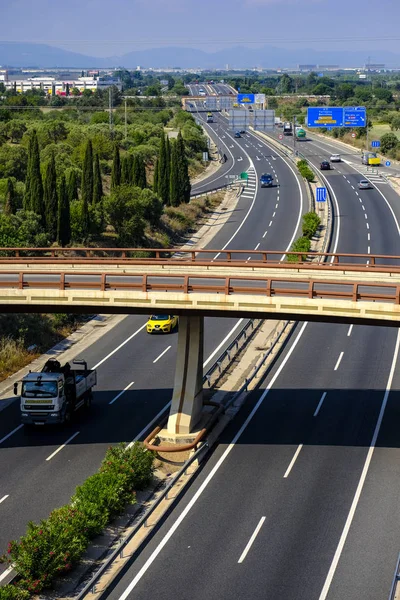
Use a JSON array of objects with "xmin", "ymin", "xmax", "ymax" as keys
[{"xmin": 1, "ymin": 247, "xmax": 399, "ymax": 438}]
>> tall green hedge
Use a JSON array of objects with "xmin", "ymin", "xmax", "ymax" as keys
[{"xmin": 0, "ymin": 443, "xmax": 154, "ymax": 597}]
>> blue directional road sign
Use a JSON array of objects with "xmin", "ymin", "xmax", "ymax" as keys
[
  {"xmin": 386, "ymin": 161, "xmax": 391, "ymax": 167},
  {"xmin": 237, "ymin": 93, "xmax": 255, "ymax": 104},
  {"xmin": 343, "ymin": 106, "xmax": 366, "ymax": 127},
  {"xmin": 371, "ymin": 140, "xmax": 380, "ymax": 148},
  {"xmin": 307, "ymin": 107, "xmax": 344, "ymax": 128},
  {"xmin": 316, "ymin": 187, "xmax": 327, "ymax": 202}
]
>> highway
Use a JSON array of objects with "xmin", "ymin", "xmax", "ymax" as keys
[
  {"xmin": 0, "ymin": 107, "xmax": 305, "ymax": 572},
  {"xmin": 102, "ymin": 122, "xmax": 400, "ymax": 599}
]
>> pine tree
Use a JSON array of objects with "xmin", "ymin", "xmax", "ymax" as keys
[
  {"xmin": 176, "ymin": 131, "xmax": 191, "ymax": 203},
  {"xmin": 24, "ymin": 130, "xmax": 44, "ymax": 219},
  {"xmin": 43, "ymin": 153, "xmax": 58, "ymax": 240},
  {"xmin": 67, "ymin": 170, "xmax": 79, "ymax": 203},
  {"xmin": 5, "ymin": 178, "xmax": 17, "ymax": 215},
  {"xmin": 121, "ymin": 156, "xmax": 130, "ymax": 185},
  {"xmin": 111, "ymin": 143, "xmax": 121, "ymax": 189},
  {"xmin": 153, "ymin": 158, "xmax": 159, "ymax": 193},
  {"xmin": 81, "ymin": 139, "xmax": 94, "ymax": 207},
  {"xmin": 57, "ymin": 174, "xmax": 71, "ymax": 247},
  {"xmin": 169, "ymin": 142, "xmax": 179, "ymax": 206},
  {"xmin": 93, "ymin": 153, "xmax": 103, "ymax": 204},
  {"xmin": 157, "ymin": 134, "xmax": 169, "ymax": 205}
]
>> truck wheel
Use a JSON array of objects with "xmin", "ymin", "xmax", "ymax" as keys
[{"xmin": 64, "ymin": 406, "xmax": 72, "ymax": 424}]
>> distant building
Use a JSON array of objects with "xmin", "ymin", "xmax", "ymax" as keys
[
  {"xmin": 365, "ymin": 63, "xmax": 385, "ymax": 71},
  {"xmin": 298, "ymin": 64, "xmax": 317, "ymax": 71},
  {"xmin": 3, "ymin": 75, "xmax": 121, "ymax": 95},
  {"xmin": 318, "ymin": 65, "xmax": 339, "ymax": 71},
  {"xmin": 0, "ymin": 69, "xmax": 8, "ymax": 82}
]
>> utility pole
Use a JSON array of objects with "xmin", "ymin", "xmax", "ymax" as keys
[
  {"xmin": 124, "ymin": 98, "xmax": 127, "ymax": 140},
  {"xmin": 109, "ymin": 87, "xmax": 113, "ymax": 139}
]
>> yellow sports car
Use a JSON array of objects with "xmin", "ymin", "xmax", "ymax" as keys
[{"xmin": 146, "ymin": 314, "xmax": 178, "ymax": 334}]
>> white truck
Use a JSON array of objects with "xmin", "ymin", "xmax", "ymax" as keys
[{"xmin": 14, "ymin": 359, "xmax": 97, "ymax": 426}]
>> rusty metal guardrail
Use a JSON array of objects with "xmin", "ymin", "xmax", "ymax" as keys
[
  {"xmin": 1, "ymin": 248, "xmax": 400, "ymax": 270},
  {"xmin": 0, "ymin": 271, "xmax": 399, "ymax": 305}
]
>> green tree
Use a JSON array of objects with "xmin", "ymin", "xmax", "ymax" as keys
[
  {"xmin": 121, "ymin": 155, "xmax": 130, "ymax": 185},
  {"xmin": 0, "ymin": 144, "xmax": 27, "ymax": 180},
  {"xmin": 176, "ymin": 131, "xmax": 191, "ymax": 203},
  {"xmin": 138, "ymin": 155, "xmax": 147, "ymax": 189},
  {"xmin": 4, "ymin": 178, "xmax": 17, "ymax": 215},
  {"xmin": 153, "ymin": 157, "xmax": 159, "ymax": 193},
  {"xmin": 67, "ymin": 169, "xmax": 79, "ymax": 203},
  {"xmin": 81, "ymin": 138, "xmax": 94, "ymax": 207},
  {"xmin": 169, "ymin": 141, "xmax": 179, "ymax": 206},
  {"xmin": 380, "ymin": 132, "xmax": 399, "ymax": 154},
  {"xmin": 157, "ymin": 134, "xmax": 169, "ymax": 204},
  {"xmin": 104, "ymin": 185, "xmax": 146, "ymax": 245},
  {"xmin": 6, "ymin": 120, "xmax": 27, "ymax": 143},
  {"xmin": 93, "ymin": 153, "xmax": 103, "ymax": 204},
  {"xmin": 43, "ymin": 152, "xmax": 58, "ymax": 240},
  {"xmin": 390, "ymin": 116, "xmax": 400, "ymax": 131},
  {"xmin": 111, "ymin": 143, "xmax": 121, "ymax": 189},
  {"xmin": 24, "ymin": 130, "xmax": 44, "ymax": 220},
  {"xmin": 57, "ymin": 174, "xmax": 71, "ymax": 246}
]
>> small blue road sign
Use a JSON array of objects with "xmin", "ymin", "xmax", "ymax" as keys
[
  {"xmin": 371, "ymin": 140, "xmax": 380, "ymax": 148},
  {"xmin": 316, "ymin": 187, "xmax": 327, "ymax": 202},
  {"xmin": 307, "ymin": 107, "xmax": 344, "ymax": 128},
  {"xmin": 386, "ymin": 161, "xmax": 391, "ymax": 167}
]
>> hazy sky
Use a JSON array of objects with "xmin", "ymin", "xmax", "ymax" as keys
[{"xmin": 1, "ymin": 0, "xmax": 398, "ymax": 57}]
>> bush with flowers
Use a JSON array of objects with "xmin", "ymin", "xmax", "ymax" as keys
[{"xmin": 0, "ymin": 442, "xmax": 154, "ymax": 597}]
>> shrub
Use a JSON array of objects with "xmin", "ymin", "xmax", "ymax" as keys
[
  {"xmin": 287, "ymin": 236, "xmax": 311, "ymax": 262},
  {"xmin": 0, "ymin": 585, "xmax": 30, "ymax": 600},
  {"xmin": 302, "ymin": 212, "xmax": 321, "ymax": 239},
  {"xmin": 1, "ymin": 443, "xmax": 154, "ymax": 595},
  {"xmin": 297, "ymin": 159, "xmax": 315, "ymax": 182}
]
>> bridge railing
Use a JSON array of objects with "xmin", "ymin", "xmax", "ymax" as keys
[
  {"xmin": 1, "ymin": 248, "xmax": 400, "ymax": 272},
  {"xmin": 0, "ymin": 271, "xmax": 399, "ymax": 305}
]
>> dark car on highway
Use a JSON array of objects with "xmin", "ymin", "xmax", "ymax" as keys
[
  {"xmin": 260, "ymin": 173, "xmax": 273, "ymax": 188},
  {"xmin": 320, "ymin": 160, "xmax": 330, "ymax": 170},
  {"xmin": 234, "ymin": 131, "xmax": 241, "ymax": 138}
]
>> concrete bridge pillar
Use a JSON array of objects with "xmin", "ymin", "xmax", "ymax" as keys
[{"xmin": 167, "ymin": 315, "xmax": 204, "ymax": 435}]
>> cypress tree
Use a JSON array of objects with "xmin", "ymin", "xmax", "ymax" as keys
[
  {"xmin": 128, "ymin": 154, "xmax": 134, "ymax": 184},
  {"xmin": 111, "ymin": 143, "xmax": 121, "ymax": 189},
  {"xmin": 5, "ymin": 178, "xmax": 17, "ymax": 215},
  {"xmin": 93, "ymin": 153, "xmax": 103, "ymax": 204},
  {"xmin": 23, "ymin": 134, "xmax": 33, "ymax": 211},
  {"xmin": 157, "ymin": 134, "xmax": 169, "ymax": 205},
  {"xmin": 24, "ymin": 130, "xmax": 44, "ymax": 219},
  {"xmin": 169, "ymin": 142, "xmax": 179, "ymax": 207},
  {"xmin": 67, "ymin": 170, "xmax": 79, "ymax": 203},
  {"xmin": 43, "ymin": 153, "xmax": 58, "ymax": 240},
  {"xmin": 176, "ymin": 131, "xmax": 191, "ymax": 203},
  {"xmin": 81, "ymin": 139, "xmax": 94, "ymax": 207},
  {"xmin": 57, "ymin": 174, "xmax": 71, "ymax": 247},
  {"xmin": 121, "ymin": 155, "xmax": 130, "ymax": 185},
  {"xmin": 132, "ymin": 154, "xmax": 140, "ymax": 187},
  {"xmin": 137, "ymin": 155, "xmax": 147, "ymax": 189},
  {"xmin": 153, "ymin": 158, "xmax": 159, "ymax": 193}
]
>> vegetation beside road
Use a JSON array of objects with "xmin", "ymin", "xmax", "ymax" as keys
[{"xmin": 0, "ymin": 443, "xmax": 155, "ymax": 598}]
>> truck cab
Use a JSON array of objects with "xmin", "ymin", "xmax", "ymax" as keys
[{"xmin": 16, "ymin": 359, "xmax": 96, "ymax": 426}]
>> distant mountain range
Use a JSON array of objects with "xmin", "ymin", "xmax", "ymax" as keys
[{"xmin": 1, "ymin": 42, "xmax": 400, "ymax": 70}]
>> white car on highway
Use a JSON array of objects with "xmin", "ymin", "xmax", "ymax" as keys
[{"xmin": 330, "ymin": 154, "xmax": 341, "ymax": 163}]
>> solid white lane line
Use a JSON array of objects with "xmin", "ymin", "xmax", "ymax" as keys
[
  {"xmin": 0, "ymin": 424, "xmax": 24, "ymax": 446},
  {"xmin": 45, "ymin": 431, "xmax": 80, "ymax": 462},
  {"xmin": 93, "ymin": 323, "xmax": 147, "ymax": 370},
  {"xmin": 117, "ymin": 322, "xmax": 309, "ymax": 600},
  {"xmin": 283, "ymin": 444, "xmax": 303, "ymax": 478},
  {"xmin": 314, "ymin": 392, "xmax": 327, "ymax": 417},
  {"xmin": 334, "ymin": 352, "xmax": 344, "ymax": 371},
  {"xmin": 263, "ymin": 231, "xmax": 268, "ymax": 238},
  {"xmin": 254, "ymin": 243, "xmax": 260, "ymax": 251},
  {"xmin": 238, "ymin": 517, "xmax": 266, "ymax": 563},
  {"xmin": 0, "ymin": 495, "xmax": 9, "ymax": 504},
  {"xmin": 319, "ymin": 329, "xmax": 400, "ymax": 600},
  {"xmin": 153, "ymin": 346, "xmax": 171, "ymax": 364},
  {"xmin": 0, "ymin": 567, "xmax": 13, "ymax": 583},
  {"xmin": 109, "ymin": 381, "xmax": 135, "ymax": 405},
  {"xmin": 347, "ymin": 324, "xmax": 353, "ymax": 337}
]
